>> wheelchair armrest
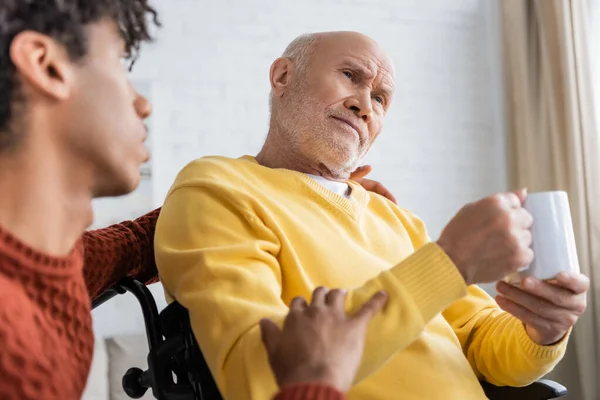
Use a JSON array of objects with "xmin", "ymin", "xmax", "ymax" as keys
[
  {"xmin": 91, "ymin": 286, "xmax": 126, "ymax": 309},
  {"xmin": 481, "ymin": 379, "xmax": 567, "ymax": 400},
  {"xmin": 159, "ymin": 300, "xmax": 189, "ymax": 338}
]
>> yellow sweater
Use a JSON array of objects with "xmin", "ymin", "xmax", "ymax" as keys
[{"xmin": 155, "ymin": 155, "xmax": 567, "ymax": 400}]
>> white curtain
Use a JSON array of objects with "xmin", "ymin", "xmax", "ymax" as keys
[{"xmin": 498, "ymin": 1, "xmax": 600, "ymax": 398}]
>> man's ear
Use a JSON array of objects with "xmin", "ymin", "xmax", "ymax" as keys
[
  {"xmin": 9, "ymin": 31, "xmax": 74, "ymax": 101},
  {"xmin": 269, "ymin": 57, "xmax": 294, "ymax": 98}
]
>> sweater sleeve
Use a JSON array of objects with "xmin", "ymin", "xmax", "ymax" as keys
[
  {"xmin": 82, "ymin": 208, "xmax": 161, "ymax": 301},
  {"xmin": 273, "ymin": 384, "xmax": 346, "ymax": 400},
  {"xmin": 155, "ymin": 184, "xmax": 468, "ymax": 400},
  {"xmin": 442, "ymin": 285, "xmax": 568, "ymax": 387}
]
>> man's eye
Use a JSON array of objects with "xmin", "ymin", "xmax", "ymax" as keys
[
  {"xmin": 343, "ymin": 71, "xmax": 354, "ymax": 79},
  {"xmin": 373, "ymin": 95, "xmax": 384, "ymax": 104}
]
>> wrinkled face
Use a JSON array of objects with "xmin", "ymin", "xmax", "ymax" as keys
[
  {"xmin": 55, "ymin": 19, "xmax": 152, "ymax": 197},
  {"xmin": 275, "ymin": 33, "xmax": 395, "ymax": 179}
]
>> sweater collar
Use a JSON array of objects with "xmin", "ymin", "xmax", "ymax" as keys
[
  {"xmin": 0, "ymin": 223, "xmax": 83, "ymax": 278},
  {"xmin": 242, "ymin": 155, "xmax": 368, "ymax": 220}
]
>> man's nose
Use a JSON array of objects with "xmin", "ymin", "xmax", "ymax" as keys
[
  {"xmin": 135, "ymin": 93, "xmax": 152, "ymax": 120},
  {"xmin": 343, "ymin": 94, "xmax": 373, "ymax": 123}
]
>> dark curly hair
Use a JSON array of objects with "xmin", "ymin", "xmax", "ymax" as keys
[{"xmin": 0, "ymin": 0, "xmax": 161, "ymax": 150}]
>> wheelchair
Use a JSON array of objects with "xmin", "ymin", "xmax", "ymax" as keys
[{"xmin": 92, "ymin": 278, "xmax": 568, "ymax": 400}]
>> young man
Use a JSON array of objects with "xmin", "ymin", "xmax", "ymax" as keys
[{"xmin": 0, "ymin": 1, "xmax": 160, "ymax": 398}]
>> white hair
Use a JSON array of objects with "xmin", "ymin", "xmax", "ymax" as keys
[
  {"xmin": 269, "ymin": 33, "xmax": 320, "ymax": 112},
  {"xmin": 281, "ymin": 33, "xmax": 320, "ymax": 74}
]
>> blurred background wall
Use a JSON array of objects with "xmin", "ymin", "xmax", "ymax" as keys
[{"xmin": 88, "ymin": 1, "xmax": 600, "ymax": 399}]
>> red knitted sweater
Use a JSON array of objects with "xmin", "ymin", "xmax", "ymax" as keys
[
  {"xmin": 0, "ymin": 209, "xmax": 160, "ymax": 400},
  {"xmin": 0, "ymin": 208, "xmax": 344, "ymax": 400}
]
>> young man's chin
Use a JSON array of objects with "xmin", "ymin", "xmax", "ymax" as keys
[{"xmin": 93, "ymin": 171, "xmax": 141, "ymax": 199}]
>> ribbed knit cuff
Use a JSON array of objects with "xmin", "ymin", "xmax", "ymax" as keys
[
  {"xmin": 390, "ymin": 242, "xmax": 468, "ymax": 322},
  {"xmin": 273, "ymin": 383, "xmax": 345, "ymax": 400},
  {"xmin": 516, "ymin": 320, "xmax": 571, "ymax": 359}
]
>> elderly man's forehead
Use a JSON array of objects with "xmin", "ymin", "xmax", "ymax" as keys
[{"xmin": 317, "ymin": 33, "xmax": 394, "ymax": 71}]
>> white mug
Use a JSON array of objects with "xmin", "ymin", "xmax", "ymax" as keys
[{"xmin": 506, "ymin": 191, "xmax": 580, "ymax": 285}]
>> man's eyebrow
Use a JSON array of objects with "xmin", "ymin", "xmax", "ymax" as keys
[
  {"xmin": 340, "ymin": 59, "xmax": 373, "ymax": 73},
  {"xmin": 378, "ymin": 86, "xmax": 394, "ymax": 98},
  {"xmin": 377, "ymin": 70, "xmax": 395, "ymax": 95},
  {"xmin": 340, "ymin": 58, "xmax": 395, "ymax": 97},
  {"xmin": 379, "ymin": 77, "xmax": 395, "ymax": 94}
]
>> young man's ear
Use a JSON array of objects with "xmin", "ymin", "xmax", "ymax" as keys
[
  {"xmin": 10, "ymin": 31, "xmax": 74, "ymax": 101},
  {"xmin": 269, "ymin": 57, "xmax": 295, "ymax": 98}
]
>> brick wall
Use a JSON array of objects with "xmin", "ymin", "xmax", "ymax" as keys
[{"xmin": 91, "ymin": 0, "xmax": 506, "ymax": 337}]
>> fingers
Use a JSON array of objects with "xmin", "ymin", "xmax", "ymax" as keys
[
  {"xmin": 504, "ymin": 192, "xmax": 522, "ymax": 209},
  {"xmin": 311, "ymin": 286, "xmax": 329, "ymax": 307},
  {"xmin": 259, "ymin": 318, "xmax": 281, "ymax": 357},
  {"xmin": 356, "ymin": 178, "xmax": 397, "ymax": 204},
  {"xmin": 496, "ymin": 296, "xmax": 569, "ymax": 345},
  {"xmin": 521, "ymin": 248, "xmax": 535, "ymax": 267},
  {"xmin": 352, "ymin": 291, "xmax": 388, "ymax": 324},
  {"xmin": 349, "ymin": 165, "xmax": 397, "ymax": 204},
  {"xmin": 500, "ymin": 189, "xmax": 527, "ymax": 210},
  {"xmin": 496, "ymin": 281, "xmax": 574, "ymax": 322},
  {"xmin": 370, "ymin": 180, "xmax": 397, "ymax": 204},
  {"xmin": 515, "ymin": 232, "xmax": 533, "ymax": 263},
  {"xmin": 509, "ymin": 208, "xmax": 533, "ymax": 269},
  {"xmin": 555, "ymin": 272, "xmax": 590, "ymax": 294},
  {"xmin": 495, "ymin": 295, "xmax": 552, "ymax": 329},
  {"xmin": 512, "ymin": 188, "xmax": 528, "ymax": 204},
  {"xmin": 512, "ymin": 227, "xmax": 533, "ymax": 249},
  {"xmin": 290, "ymin": 296, "xmax": 308, "ymax": 311},
  {"xmin": 325, "ymin": 288, "xmax": 347, "ymax": 309},
  {"xmin": 350, "ymin": 165, "xmax": 372, "ymax": 180},
  {"xmin": 513, "ymin": 207, "xmax": 533, "ymax": 230},
  {"xmin": 384, "ymin": 190, "xmax": 398, "ymax": 204},
  {"xmin": 518, "ymin": 276, "xmax": 587, "ymax": 312}
]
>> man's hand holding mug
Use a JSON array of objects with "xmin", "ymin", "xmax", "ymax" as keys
[{"xmin": 437, "ymin": 189, "xmax": 588, "ymax": 345}]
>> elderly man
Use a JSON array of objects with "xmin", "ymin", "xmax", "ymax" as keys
[{"xmin": 155, "ymin": 31, "xmax": 588, "ymax": 400}]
